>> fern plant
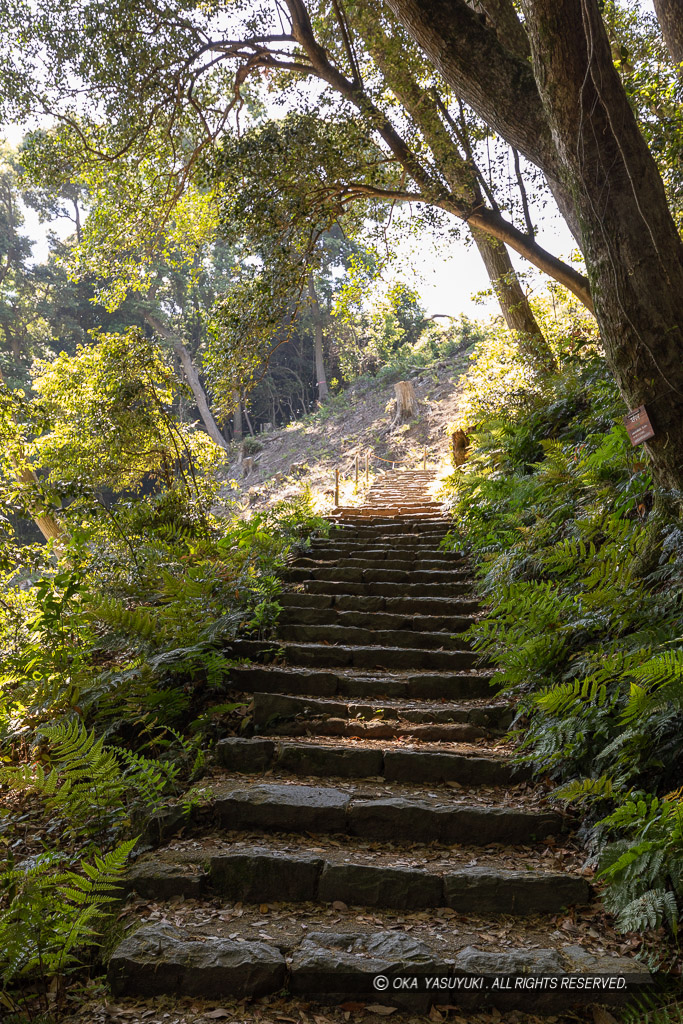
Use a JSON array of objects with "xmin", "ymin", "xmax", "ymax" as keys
[
  {"xmin": 0, "ymin": 719, "xmax": 177, "ymax": 845},
  {"xmin": 0, "ymin": 839, "xmax": 137, "ymax": 1002}
]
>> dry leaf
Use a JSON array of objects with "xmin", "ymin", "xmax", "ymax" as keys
[
  {"xmin": 429, "ymin": 1007, "xmax": 443, "ymax": 1022},
  {"xmin": 332, "ymin": 900, "xmax": 348, "ymax": 911},
  {"xmin": 204, "ymin": 1011, "xmax": 232, "ymax": 1020},
  {"xmin": 260, "ymin": 903, "xmax": 269, "ymax": 914},
  {"xmin": 365, "ymin": 1007, "xmax": 397, "ymax": 1016},
  {"xmin": 593, "ymin": 1010, "xmax": 618, "ymax": 1024},
  {"xmin": 339, "ymin": 1004, "xmax": 366, "ymax": 1012}
]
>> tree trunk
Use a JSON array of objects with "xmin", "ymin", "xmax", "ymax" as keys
[
  {"xmin": 308, "ymin": 275, "xmax": 329, "ymax": 401},
  {"xmin": 392, "ymin": 381, "xmax": 420, "ymax": 425},
  {"xmin": 387, "ymin": 0, "xmax": 683, "ymax": 490},
  {"xmin": 144, "ymin": 313, "xmax": 228, "ymax": 450},
  {"xmin": 233, "ymin": 392, "xmax": 243, "ymax": 444},
  {"xmin": 353, "ymin": 2, "xmax": 557, "ymax": 372},
  {"xmin": 519, "ymin": 0, "xmax": 683, "ymax": 489},
  {"xmin": 383, "ymin": 0, "xmax": 583, "ymax": 241},
  {"xmin": 472, "ymin": 229, "xmax": 557, "ymax": 371},
  {"xmin": 653, "ymin": 0, "xmax": 683, "ymax": 72},
  {"xmin": 0, "ymin": 367, "xmax": 66, "ymax": 548}
]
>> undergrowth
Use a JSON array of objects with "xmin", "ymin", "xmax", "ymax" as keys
[
  {"xmin": 0, "ymin": 344, "xmax": 328, "ymax": 1012},
  {"xmin": 442, "ymin": 318, "xmax": 683, "ymax": 957}
]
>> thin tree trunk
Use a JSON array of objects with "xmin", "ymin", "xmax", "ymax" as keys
[
  {"xmin": 243, "ymin": 404, "xmax": 255, "ymax": 437},
  {"xmin": 233, "ymin": 393, "xmax": 243, "ymax": 444},
  {"xmin": 308, "ymin": 275, "xmax": 329, "ymax": 401},
  {"xmin": 0, "ymin": 367, "xmax": 66, "ymax": 547},
  {"xmin": 353, "ymin": 5, "xmax": 557, "ymax": 371},
  {"xmin": 288, "ymin": 0, "xmax": 590, "ymax": 302},
  {"xmin": 653, "ymin": 0, "xmax": 683, "ymax": 72},
  {"xmin": 472, "ymin": 229, "xmax": 557, "ymax": 371},
  {"xmin": 144, "ymin": 313, "xmax": 228, "ymax": 450}
]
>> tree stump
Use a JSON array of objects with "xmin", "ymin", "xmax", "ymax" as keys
[
  {"xmin": 392, "ymin": 380, "xmax": 419, "ymax": 426},
  {"xmin": 452, "ymin": 429, "xmax": 470, "ymax": 466}
]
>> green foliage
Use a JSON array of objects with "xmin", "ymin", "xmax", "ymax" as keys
[
  {"xmin": 0, "ymin": 839, "xmax": 137, "ymax": 987},
  {"xmin": 442, "ymin": 320, "xmax": 683, "ymax": 938},
  {"xmin": 0, "ymin": 719, "xmax": 176, "ymax": 844}
]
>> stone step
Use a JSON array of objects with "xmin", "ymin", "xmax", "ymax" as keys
[
  {"xmin": 279, "ymin": 592, "xmax": 481, "ymax": 615},
  {"xmin": 302, "ymin": 579, "xmax": 475, "ymax": 597},
  {"xmin": 216, "ymin": 736, "xmax": 527, "ymax": 784},
  {"xmin": 125, "ymin": 846, "xmax": 591, "ymax": 916},
  {"xmin": 227, "ymin": 664, "xmax": 498, "ymax": 699},
  {"xmin": 286, "ymin": 566, "xmax": 475, "ymax": 584},
  {"xmin": 279, "ymin": 606, "xmax": 475, "ymax": 633},
  {"xmin": 230, "ymin": 639, "xmax": 483, "ymax": 671},
  {"xmin": 291, "ymin": 556, "xmax": 464, "ymax": 571},
  {"xmin": 276, "ymin": 624, "xmax": 475, "ymax": 651},
  {"xmin": 328, "ymin": 530, "xmax": 451, "ymax": 544},
  {"xmin": 252, "ymin": 691, "xmax": 509, "ymax": 725},
  {"xmin": 333, "ymin": 507, "xmax": 443, "ymax": 517},
  {"xmin": 251, "ymin": 693, "xmax": 511, "ymax": 739},
  {"xmin": 212, "ymin": 782, "xmax": 564, "ymax": 844},
  {"xmin": 308, "ymin": 543, "xmax": 462, "ymax": 558},
  {"xmin": 108, "ymin": 913, "xmax": 646, "ymax": 1010}
]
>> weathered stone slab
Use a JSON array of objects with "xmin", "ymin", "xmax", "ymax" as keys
[
  {"xmin": 253, "ymin": 692, "xmax": 348, "ymax": 726},
  {"xmin": 406, "ymin": 673, "xmax": 498, "ymax": 699},
  {"xmin": 216, "ymin": 737, "xmax": 275, "ymax": 772},
  {"xmin": 318, "ymin": 862, "xmax": 442, "ymax": 909},
  {"xmin": 124, "ymin": 861, "xmax": 206, "ymax": 901},
  {"xmin": 383, "ymin": 750, "xmax": 522, "ymax": 785},
  {"xmin": 348, "ymin": 798, "xmax": 442, "ymax": 841},
  {"xmin": 276, "ymin": 742, "xmax": 384, "ymax": 778},
  {"xmin": 444, "ymin": 868, "xmax": 591, "ymax": 914},
  {"xmin": 438, "ymin": 806, "xmax": 563, "ymax": 845},
  {"xmin": 289, "ymin": 929, "xmax": 438, "ymax": 1009},
  {"xmin": 215, "ymin": 784, "xmax": 350, "ymax": 833},
  {"xmin": 108, "ymin": 921, "xmax": 285, "ymax": 998},
  {"xmin": 210, "ymin": 849, "xmax": 322, "ymax": 901}
]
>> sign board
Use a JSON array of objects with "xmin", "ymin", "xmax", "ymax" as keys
[{"xmin": 623, "ymin": 405, "xmax": 655, "ymax": 446}]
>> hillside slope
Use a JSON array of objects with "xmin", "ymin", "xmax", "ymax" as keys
[{"xmin": 221, "ymin": 346, "xmax": 473, "ymax": 513}]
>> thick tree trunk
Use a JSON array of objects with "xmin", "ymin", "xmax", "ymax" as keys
[
  {"xmin": 653, "ymin": 0, "xmax": 683, "ymax": 72},
  {"xmin": 308, "ymin": 275, "xmax": 329, "ymax": 401},
  {"xmin": 144, "ymin": 314, "xmax": 228, "ymax": 450},
  {"xmin": 354, "ymin": 4, "xmax": 557, "ymax": 371},
  {"xmin": 383, "ymin": 0, "xmax": 581, "ymax": 241},
  {"xmin": 472, "ymin": 229, "xmax": 557, "ymax": 371},
  {"xmin": 519, "ymin": 0, "xmax": 683, "ymax": 489},
  {"xmin": 466, "ymin": 0, "xmax": 530, "ymax": 58},
  {"xmin": 392, "ymin": 381, "xmax": 419, "ymax": 425},
  {"xmin": 387, "ymin": 0, "xmax": 683, "ymax": 490}
]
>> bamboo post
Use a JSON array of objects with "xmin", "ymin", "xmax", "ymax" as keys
[
  {"xmin": 355, "ymin": 453, "xmax": 359, "ymax": 489},
  {"xmin": 335, "ymin": 467, "xmax": 340, "ymax": 507},
  {"xmin": 365, "ymin": 451, "xmax": 369, "ymax": 485}
]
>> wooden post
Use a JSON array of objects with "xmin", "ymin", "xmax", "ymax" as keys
[
  {"xmin": 365, "ymin": 451, "xmax": 369, "ymax": 485},
  {"xmin": 355, "ymin": 453, "xmax": 359, "ymax": 488},
  {"xmin": 335, "ymin": 467, "xmax": 340, "ymax": 507},
  {"xmin": 423, "ymin": 447, "xmax": 427, "ymax": 470}
]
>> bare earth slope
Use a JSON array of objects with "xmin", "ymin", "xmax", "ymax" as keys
[{"xmin": 221, "ymin": 350, "xmax": 473, "ymax": 513}]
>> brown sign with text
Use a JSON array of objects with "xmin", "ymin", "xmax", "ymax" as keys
[{"xmin": 624, "ymin": 405, "xmax": 655, "ymax": 446}]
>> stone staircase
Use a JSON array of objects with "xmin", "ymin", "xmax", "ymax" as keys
[{"xmin": 107, "ymin": 470, "xmax": 646, "ymax": 1014}]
